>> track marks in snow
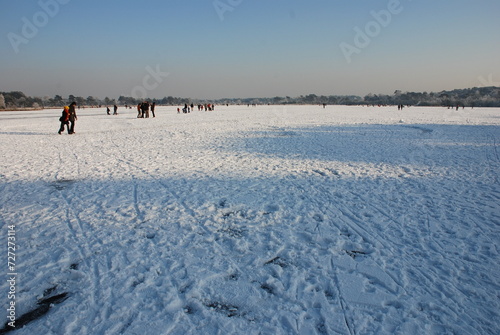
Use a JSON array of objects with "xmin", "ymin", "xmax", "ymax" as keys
[
  {"xmin": 266, "ymin": 123, "xmax": 500, "ymax": 334},
  {"xmin": 49, "ymin": 180, "xmax": 114, "ymax": 331}
]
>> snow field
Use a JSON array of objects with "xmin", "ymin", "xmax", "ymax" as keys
[{"xmin": 0, "ymin": 105, "xmax": 499, "ymax": 334}]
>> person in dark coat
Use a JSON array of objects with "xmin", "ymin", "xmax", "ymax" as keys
[
  {"xmin": 151, "ymin": 102, "xmax": 156, "ymax": 118},
  {"xmin": 145, "ymin": 101, "xmax": 150, "ymax": 118},
  {"xmin": 58, "ymin": 106, "xmax": 70, "ymax": 134},
  {"xmin": 68, "ymin": 102, "xmax": 77, "ymax": 134},
  {"xmin": 141, "ymin": 101, "xmax": 150, "ymax": 118}
]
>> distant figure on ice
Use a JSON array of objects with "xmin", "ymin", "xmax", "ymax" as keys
[
  {"xmin": 113, "ymin": 104, "xmax": 118, "ymax": 115},
  {"xmin": 151, "ymin": 102, "xmax": 156, "ymax": 118},
  {"xmin": 58, "ymin": 106, "xmax": 70, "ymax": 134},
  {"xmin": 107, "ymin": 106, "xmax": 111, "ymax": 115},
  {"xmin": 68, "ymin": 102, "xmax": 77, "ymax": 134}
]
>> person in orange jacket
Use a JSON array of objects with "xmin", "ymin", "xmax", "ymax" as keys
[{"xmin": 58, "ymin": 106, "xmax": 70, "ymax": 134}]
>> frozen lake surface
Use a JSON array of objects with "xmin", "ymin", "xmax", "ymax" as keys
[{"xmin": 1, "ymin": 105, "xmax": 499, "ymax": 334}]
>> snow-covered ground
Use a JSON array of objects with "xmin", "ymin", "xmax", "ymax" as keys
[{"xmin": 0, "ymin": 105, "xmax": 499, "ymax": 334}]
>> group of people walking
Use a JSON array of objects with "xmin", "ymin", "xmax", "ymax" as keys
[
  {"xmin": 58, "ymin": 102, "xmax": 77, "ymax": 134},
  {"xmin": 178, "ymin": 103, "xmax": 215, "ymax": 113},
  {"xmin": 137, "ymin": 101, "xmax": 156, "ymax": 118},
  {"xmin": 58, "ymin": 101, "xmax": 219, "ymax": 134},
  {"xmin": 107, "ymin": 105, "xmax": 118, "ymax": 115}
]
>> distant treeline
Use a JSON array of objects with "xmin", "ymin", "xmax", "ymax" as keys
[{"xmin": 1, "ymin": 87, "xmax": 500, "ymax": 109}]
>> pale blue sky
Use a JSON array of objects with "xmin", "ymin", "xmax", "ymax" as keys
[{"xmin": 1, "ymin": 0, "xmax": 499, "ymax": 99}]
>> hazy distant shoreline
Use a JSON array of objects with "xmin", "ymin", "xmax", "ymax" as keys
[{"xmin": 2, "ymin": 86, "xmax": 500, "ymax": 110}]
